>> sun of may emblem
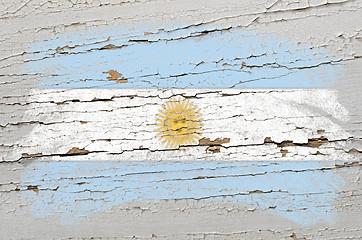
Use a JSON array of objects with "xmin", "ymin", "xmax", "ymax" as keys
[{"xmin": 156, "ymin": 97, "xmax": 203, "ymax": 148}]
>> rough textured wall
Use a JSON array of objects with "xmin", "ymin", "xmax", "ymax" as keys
[{"xmin": 0, "ymin": 0, "xmax": 361, "ymax": 239}]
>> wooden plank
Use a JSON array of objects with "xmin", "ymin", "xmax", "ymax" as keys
[
  {"xmin": 1, "ymin": 89, "xmax": 359, "ymax": 161},
  {"xmin": 0, "ymin": 161, "xmax": 361, "ymax": 239}
]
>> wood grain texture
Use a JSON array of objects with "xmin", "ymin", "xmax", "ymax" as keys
[
  {"xmin": 19, "ymin": 161, "xmax": 357, "ymax": 224},
  {"xmin": 0, "ymin": 0, "xmax": 361, "ymax": 239},
  {"xmin": 1, "ymin": 89, "xmax": 359, "ymax": 161},
  {"xmin": 0, "ymin": 161, "xmax": 361, "ymax": 239}
]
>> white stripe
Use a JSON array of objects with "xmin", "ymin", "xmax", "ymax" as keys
[{"xmin": 2, "ymin": 89, "xmax": 357, "ymax": 161}]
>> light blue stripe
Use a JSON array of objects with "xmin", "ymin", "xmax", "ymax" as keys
[
  {"xmin": 23, "ymin": 23, "xmax": 343, "ymax": 88},
  {"xmin": 21, "ymin": 161, "xmax": 345, "ymax": 225}
]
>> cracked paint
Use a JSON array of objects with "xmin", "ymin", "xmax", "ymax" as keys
[
  {"xmin": 0, "ymin": 21, "xmax": 356, "ymax": 161},
  {"xmin": 23, "ymin": 24, "xmax": 343, "ymax": 89},
  {"xmin": 21, "ymin": 161, "xmax": 347, "ymax": 225},
  {"xmin": 2, "ymin": 88, "xmax": 358, "ymax": 161},
  {"xmin": 1, "ymin": 0, "xmax": 361, "ymax": 238}
]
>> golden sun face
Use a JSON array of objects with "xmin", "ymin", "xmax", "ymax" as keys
[{"xmin": 156, "ymin": 97, "xmax": 203, "ymax": 148}]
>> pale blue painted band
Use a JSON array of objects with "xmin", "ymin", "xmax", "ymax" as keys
[
  {"xmin": 21, "ymin": 161, "xmax": 345, "ymax": 225},
  {"xmin": 24, "ymin": 24, "xmax": 343, "ymax": 89}
]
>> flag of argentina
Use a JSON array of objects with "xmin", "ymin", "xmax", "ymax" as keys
[
  {"xmin": 2, "ymin": 19, "xmax": 361, "ymax": 230},
  {"xmin": 7, "ymin": 22, "xmax": 359, "ymax": 161}
]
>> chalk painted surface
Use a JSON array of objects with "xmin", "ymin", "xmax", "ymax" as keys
[{"xmin": 1, "ymin": 0, "xmax": 362, "ymax": 239}]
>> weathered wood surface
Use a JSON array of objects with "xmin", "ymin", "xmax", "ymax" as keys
[
  {"xmin": 1, "ymin": 161, "xmax": 362, "ymax": 239},
  {"xmin": 1, "ymin": 89, "xmax": 360, "ymax": 161},
  {"xmin": 0, "ymin": 0, "xmax": 361, "ymax": 239}
]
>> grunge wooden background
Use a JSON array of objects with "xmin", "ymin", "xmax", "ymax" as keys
[{"xmin": 0, "ymin": 0, "xmax": 361, "ymax": 239}]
